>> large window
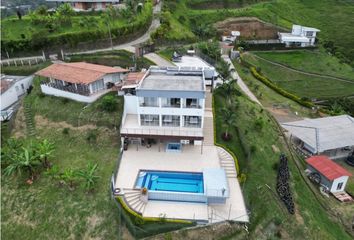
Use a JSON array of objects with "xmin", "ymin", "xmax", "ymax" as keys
[
  {"xmin": 162, "ymin": 115, "xmax": 180, "ymax": 127},
  {"xmin": 161, "ymin": 98, "xmax": 181, "ymax": 108},
  {"xmin": 184, "ymin": 98, "xmax": 201, "ymax": 108},
  {"xmin": 139, "ymin": 97, "xmax": 158, "ymax": 107},
  {"xmin": 306, "ymin": 31, "xmax": 314, "ymax": 37},
  {"xmin": 91, "ymin": 79, "xmax": 104, "ymax": 93},
  {"xmin": 184, "ymin": 116, "xmax": 202, "ymax": 128},
  {"xmin": 336, "ymin": 182, "xmax": 343, "ymax": 190},
  {"xmin": 140, "ymin": 114, "xmax": 159, "ymax": 126}
]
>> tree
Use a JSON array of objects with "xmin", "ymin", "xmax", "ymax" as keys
[
  {"xmin": 56, "ymin": 3, "xmax": 74, "ymax": 25},
  {"xmin": 36, "ymin": 5, "xmax": 48, "ymax": 15},
  {"xmin": 36, "ymin": 139, "xmax": 55, "ymax": 168},
  {"xmin": 77, "ymin": 163, "xmax": 100, "ymax": 192},
  {"xmin": 4, "ymin": 147, "xmax": 40, "ymax": 181},
  {"xmin": 100, "ymin": 95, "xmax": 117, "ymax": 112},
  {"xmin": 220, "ymin": 105, "xmax": 237, "ymax": 141},
  {"xmin": 220, "ymin": 80, "xmax": 237, "ymax": 104},
  {"xmin": 216, "ymin": 60, "xmax": 231, "ymax": 82}
]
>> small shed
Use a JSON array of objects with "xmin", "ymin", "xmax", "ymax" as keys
[{"xmin": 306, "ymin": 155, "xmax": 352, "ymax": 193}]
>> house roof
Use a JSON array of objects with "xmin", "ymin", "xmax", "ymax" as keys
[
  {"xmin": 279, "ymin": 32, "xmax": 310, "ymax": 42},
  {"xmin": 122, "ymin": 72, "xmax": 146, "ymax": 89},
  {"xmin": 281, "ymin": 115, "xmax": 354, "ymax": 153},
  {"xmin": 36, "ymin": 62, "xmax": 128, "ymax": 85},
  {"xmin": 307, "ymin": 155, "xmax": 352, "ymax": 180},
  {"xmin": 293, "ymin": 25, "xmax": 320, "ymax": 32}
]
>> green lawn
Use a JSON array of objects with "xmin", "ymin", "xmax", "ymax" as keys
[
  {"xmin": 255, "ymin": 50, "xmax": 354, "ymax": 81},
  {"xmin": 213, "ymin": 87, "xmax": 352, "ymax": 239},
  {"xmin": 242, "ymin": 53, "xmax": 354, "ymax": 100}
]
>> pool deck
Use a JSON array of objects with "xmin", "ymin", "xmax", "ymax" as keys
[{"xmin": 115, "ymin": 143, "xmax": 249, "ymax": 223}]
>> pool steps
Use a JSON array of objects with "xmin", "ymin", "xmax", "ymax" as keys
[
  {"xmin": 217, "ymin": 147, "xmax": 237, "ymax": 178},
  {"xmin": 123, "ymin": 189, "xmax": 147, "ymax": 214}
]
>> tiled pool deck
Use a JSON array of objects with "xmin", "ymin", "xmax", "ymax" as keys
[{"xmin": 115, "ymin": 144, "xmax": 249, "ymax": 223}]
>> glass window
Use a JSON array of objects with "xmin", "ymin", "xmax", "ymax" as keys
[
  {"xmin": 161, "ymin": 98, "xmax": 180, "ymax": 108},
  {"xmin": 91, "ymin": 79, "xmax": 104, "ymax": 93},
  {"xmin": 140, "ymin": 114, "xmax": 159, "ymax": 126},
  {"xmin": 139, "ymin": 97, "xmax": 158, "ymax": 107},
  {"xmin": 184, "ymin": 98, "xmax": 200, "ymax": 108},
  {"xmin": 184, "ymin": 116, "xmax": 202, "ymax": 128},
  {"xmin": 336, "ymin": 182, "xmax": 343, "ymax": 190},
  {"xmin": 162, "ymin": 115, "xmax": 180, "ymax": 127}
]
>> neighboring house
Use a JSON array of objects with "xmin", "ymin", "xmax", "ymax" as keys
[
  {"xmin": 36, "ymin": 62, "xmax": 128, "ymax": 103},
  {"xmin": 221, "ymin": 31, "xmax": 240, "ymax": 43},
  {"xmin": 282, "ymin": 115, "xmax": 354, "ymax": 160},
  {"xmin": 278, "ymin": 25, "xmax": 320, "ymax": 47},
  {"xmin": 306, "ymin": 155, "xmax": 352, "ymax": 194},
  {"xmin": 46, "ymin": 0, "xmax": 121, "ymax": 11},
  {"xmin": 0, "ymin": 75, "xmax": 33, "ymax": 121},
  {"xmin": 120, "ymin": 66, "xmax": 206, "ymax": 143}
]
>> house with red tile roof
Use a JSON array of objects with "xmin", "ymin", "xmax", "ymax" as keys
[
  {"xmin": 36, "ymin": 62, "xmax": 128, "ymax": 103},
  {"xmin": 46, "ymin": 0, "xmax": 122, "ymax": 11},
  {"xmin": 306, "ymin": 155, "xmax": 352, "ymax": 193}
]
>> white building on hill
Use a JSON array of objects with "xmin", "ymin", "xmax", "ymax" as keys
[{"xmin": 279, "ymin": 25, "xmax": 320, "ymax": 47}]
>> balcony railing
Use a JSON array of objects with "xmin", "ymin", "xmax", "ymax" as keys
[
  {"xmin": 120, "ymin": 127, "xmax": 203, "ymax": 138},
  {"xmin": 140, "ymin": 120, "xmax": 160, "ymax": 126},
  {"xmin": 41, "ymin": 81, "xmax": 90, "ymax": 96}
]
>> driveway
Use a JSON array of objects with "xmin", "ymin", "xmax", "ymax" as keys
[{"xmin": 144, "ymin": 53, "xmax": 175, "ymax": 67}]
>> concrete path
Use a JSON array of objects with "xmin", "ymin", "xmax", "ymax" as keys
[
  {"xmin": 144, "ymin": 53, "xmax": 175, "ymax": 67},
  {"xmin": 222, "ymin": 55, "xmax": 262, "ymax": 106}
]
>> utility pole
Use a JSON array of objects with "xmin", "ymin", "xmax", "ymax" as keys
[{"xmin": 107, "ymin": 21, "xmax": 113, "ymax": 50}]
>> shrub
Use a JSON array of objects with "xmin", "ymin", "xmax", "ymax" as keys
[
  {"xmin": 99, "ymin": 95, "xmax": 117, "ymax": 112},
  {"xmin": 62, "ymin": 128, "xmax": 70, "ymax": 135}
]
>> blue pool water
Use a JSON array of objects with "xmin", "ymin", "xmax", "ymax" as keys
[{"xmin": 135, "ymin": 171, "xmax": 204, "ymax": 193}]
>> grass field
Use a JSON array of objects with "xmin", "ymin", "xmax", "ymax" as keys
[
  {"xmin": 1, "ymin": 61, "xmax": 52, "ymax": 76},
  {"xmin": 213, "ymin": 87, "xmax": 352, "ymax": 239},
  {"xmin": 242, "ymin": 52, "xmax": 354, "ymax": 100},
  {"xmin": 254, "ymin": 50, "xmax": 354, "ymax": 81}
]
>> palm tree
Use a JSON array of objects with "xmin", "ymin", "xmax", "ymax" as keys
[
  {"xmin": 4, "ymin": 147, "xmax": 40, "ymax": 180},
  {"xmin": 221, "ymin": 106, "xmax": 237, "ymax": 141},
  {"xmin": 77, "ymin": 163, "xmax": 100, "ymax": 193},
  {"xmin": 36, "ymin": 139, "xmax": 55, "ymax": 169},
  {"xmin": 220, "ymin": 80, "xmax": 236, "ymax": 104}
]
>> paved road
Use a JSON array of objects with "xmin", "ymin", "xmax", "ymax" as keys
[{"xmin": 222, "ymin": 55, "xmax": 262, "ymax": 106}]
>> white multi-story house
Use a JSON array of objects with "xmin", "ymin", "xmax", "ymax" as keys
[
  {"xmin": 46, "ymin": 0, "xmax": 122, "ymax": 11},
  {"xmin": 121, "ymin": 66, "xmax": 205, "ymax": 146},
  {"xmin": 279, "ymin": 25, "xmax": 320, "ymax": 47}
]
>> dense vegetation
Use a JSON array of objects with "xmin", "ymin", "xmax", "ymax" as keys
[{"xmin": 1, "ymin": 1, "xmax": 153, "ymax": 54}]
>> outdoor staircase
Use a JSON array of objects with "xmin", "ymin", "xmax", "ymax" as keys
[
  {"xmin": 217, "ymin": 147, "xmax": 237, "ymax": 178},
  {"xmin": 24, "ymin": 102, "xmax": 36, "ymax": 137},
  {"xmin": 203, "ymin": 116, "xmax": 214, "ymax": 146},
  {"xmin": 123, "ymin": 189, "xmax": 147, "ymax": 215}
]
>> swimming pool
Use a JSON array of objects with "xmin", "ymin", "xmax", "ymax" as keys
[
  {"xmin": 136, "ymin": 170, "xmax": 204, "ymax": 193},
  {"xmin": 166, "ymin": 143, "xmax": 182, "ymax": 153}
]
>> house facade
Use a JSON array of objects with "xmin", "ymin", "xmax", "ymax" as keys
[
  {"xmin": 1, "ymin": 75, "xmax": 34, "ymax": 121},
  {"xmin": 278, "ymin": 25, "xmax": 320, "ymax": 47},
  {"xmin": 36, "ymin": 62, "xmax": 128, "ymax": 103},
  {"xmin": 306, "ymin": 155, "xmax": 352, "ymax": 193},
  {"xmin": 46, "ymin": 0, "xmax": 121, "ymax": 11},
  {"xmin": 121, "ymin": 66, "xmax": 206, "ymax": 145}
]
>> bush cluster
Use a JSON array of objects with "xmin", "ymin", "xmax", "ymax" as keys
[{"xmin": 276, "ymin": 153, "xmax": 295, "ymax": 214}]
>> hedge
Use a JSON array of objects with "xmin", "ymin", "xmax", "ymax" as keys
[
  {"xmin": 248, "ymin": 66, "xmax": 315, "ymax": 108},
  {"xmin": 1, "ymin": 1, "xmax": 153, "ymax": 53}
]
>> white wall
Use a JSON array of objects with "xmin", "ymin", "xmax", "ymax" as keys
[
  {"xmin": 330, "ymin": 176, "xmax": 349, "ymax": 193},
  {"xmin": 40, "ymin": 84, "xmax": 108, "ymax": 103},
  {"xmin": 1, "ymin": 76, "xmax": 33, "ymax": 110},
  {"xmin": 124, "ymin": 95, "xmax": 138, "ymax": 114}
]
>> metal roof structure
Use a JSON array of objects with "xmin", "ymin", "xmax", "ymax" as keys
[
  {"xmin": 307, "ymin": 155, "xmax": 352, "ymax": 180},
  {"xmin": 281, "ymin": 115, "xmax": 354, "ymax": 153}
]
